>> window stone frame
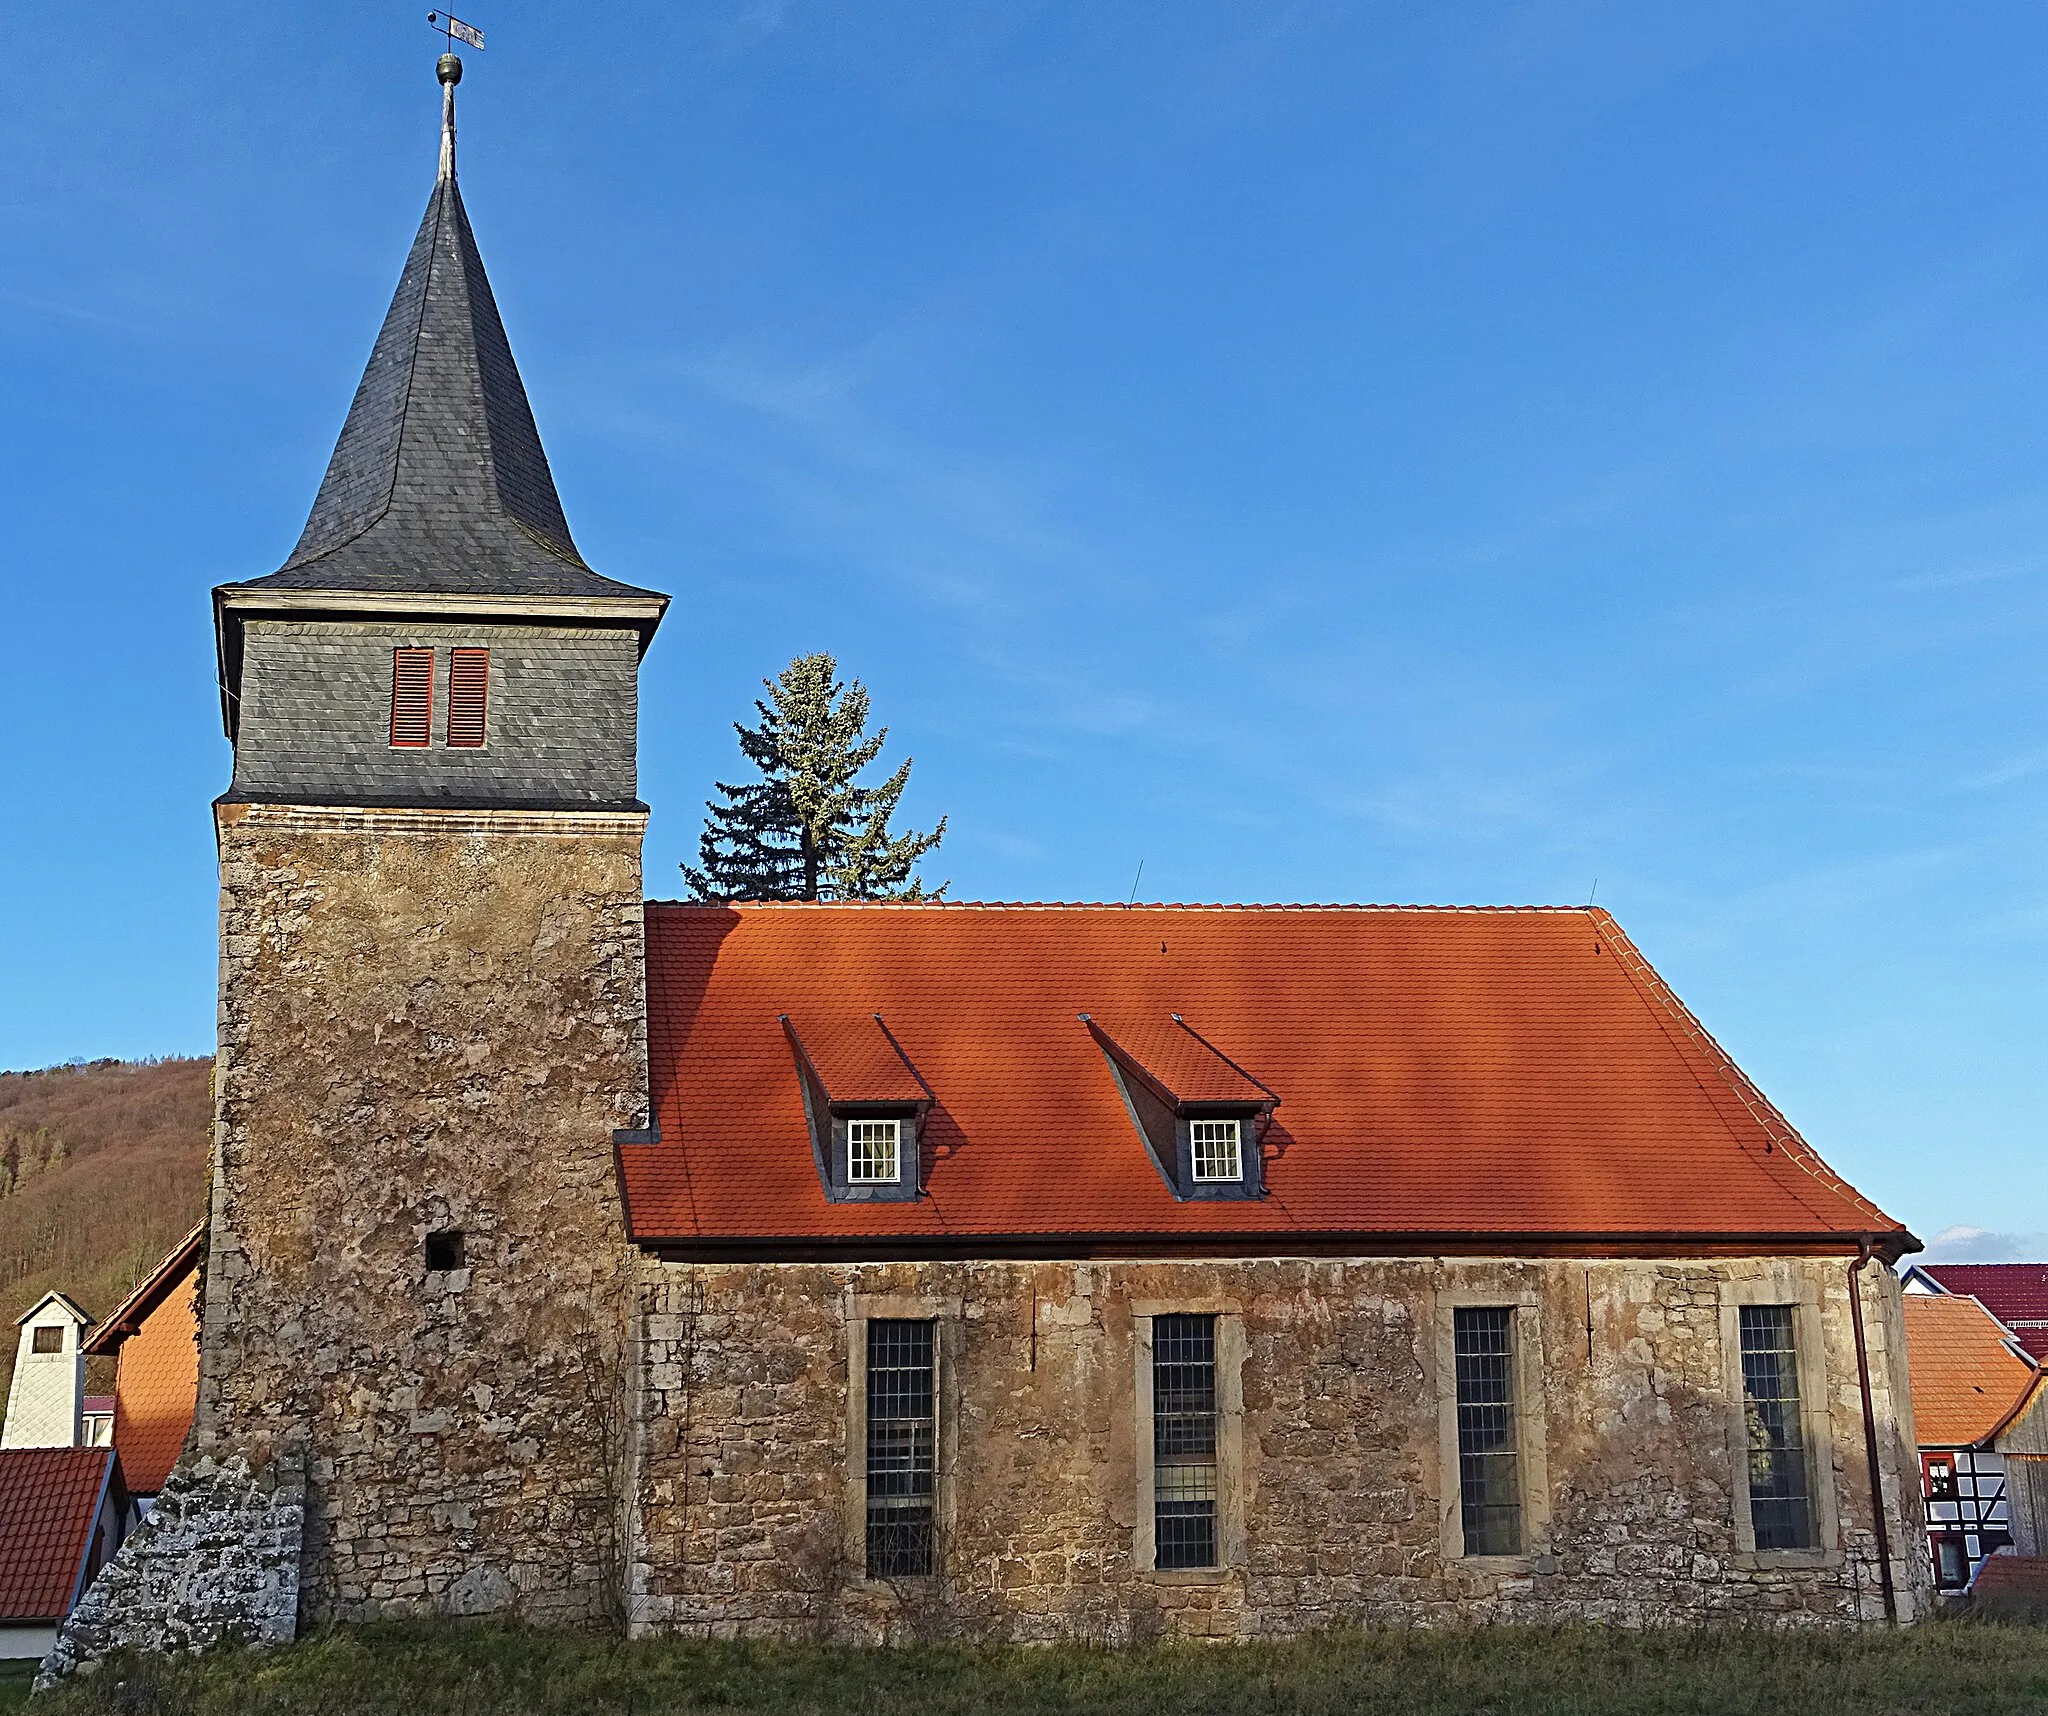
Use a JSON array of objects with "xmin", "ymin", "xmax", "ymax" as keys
[
  {"xmin": 842, "ymin": 1291, "xmax": 960, "ymax": 1585},
  {"xmin": 1130, "ymin": 1299, "xmax": 1246, "ymax": 1582},
  {"xmin": 1434, "ymin": 1285, "xmax": 1551, "ymax": 1568},
  {"xmin": 1718, "ymin": 1269, "xmax": 1842, "ymax": 1568}
]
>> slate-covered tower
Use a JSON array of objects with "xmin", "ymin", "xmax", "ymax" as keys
[{"xmin": 199, "ymin": 55, "xmax": 665, "ymax": 1623}]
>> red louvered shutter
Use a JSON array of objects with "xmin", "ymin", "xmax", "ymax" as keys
[
  {"xmin": 446, "ymin": 648, "xmax": 490, "ymax": 748},
  {"xmin": 390, "ymin": 648, "xmax": 434, "ymax": 748}
]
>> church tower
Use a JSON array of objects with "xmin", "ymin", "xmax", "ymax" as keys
[{"xmin": 199, "ymin": 54, "xmax": 665, "ymax": 1623}]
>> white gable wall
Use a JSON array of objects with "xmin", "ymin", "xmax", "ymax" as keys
[{"xmin": 1, "ymin": 1299, "xmax": 87, "ymax": 1449}]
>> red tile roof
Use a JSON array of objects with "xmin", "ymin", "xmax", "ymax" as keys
[
  {"xmin": 624, "ymin": 903, "xmax": 1906, "ymax": 1256},
  {"xmin": 0, "ymin": 1448, "xmax": 118, "ymax": 1622},
  {"xmin": 1904, "ymin": 1295, "xmax": 2039, "ymax": 1448},
  {"xmin": 1913, "ymin": 1265, "xmax": 2048, "ymax": 1361}
]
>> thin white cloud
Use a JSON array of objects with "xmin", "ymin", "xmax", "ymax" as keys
[{"xmin": 1921, "ymin": 1224, "xmax": 2048, "ymax": 1263}]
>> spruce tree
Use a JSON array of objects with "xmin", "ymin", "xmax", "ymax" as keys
[{"xmin": 683, "ymin": 653, "xmax": 947, "ymax": 902}]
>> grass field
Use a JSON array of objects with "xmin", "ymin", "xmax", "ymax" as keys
[{"xmin": 9, "ymin": 1619, "xmax": 2047, "ymax": 1716}]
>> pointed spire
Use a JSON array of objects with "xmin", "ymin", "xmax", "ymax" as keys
[{"xmin": 236, "ymin": 57, "xmax": 658, "ymax": 604}]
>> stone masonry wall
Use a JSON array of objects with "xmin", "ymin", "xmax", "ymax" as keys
[
  {"xmin": 37, "ymin": 1453, "xmax": 305, "ymax": 1688},
  {"xmin": 630, "ymin": 1255, "xmax": 1931, "ymax": 1640},
  {"xmin": 198, "ymin": 802, "xmax": 648, "ymax": 1625}
]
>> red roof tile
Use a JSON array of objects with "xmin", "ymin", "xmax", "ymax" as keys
[
  {"xmin": 1904, "ymin": 1295, "xmax": 2039, "ymax": 1448},
  {"xmin": 0, "ymin": 1448, "xmax": 117, "ymax": 1622},
  {"xmin": 1914, "ymin": 1265, "xmax": 2048, "ymax": 1361},
  {"xmin": 786, "ymin": 1015, "xmax": 929, "ymax": 1104},
  {"xmin": 623, "ymin": 903, "xmax": 1906, "ymax": 1253}
]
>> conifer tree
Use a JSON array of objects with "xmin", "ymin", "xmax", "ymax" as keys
[{"xmin": 683, "ymin": 653, "xmax": 947, "ymax": 902}]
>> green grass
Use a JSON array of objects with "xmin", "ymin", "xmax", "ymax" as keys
[
  {"xmin": 0, "ymin": 1659, "xmax": 36, "ymax": 1715},
  {"xmin": 22, "ymin": 1619, "xmax": 2048, "ymax": 1716}
]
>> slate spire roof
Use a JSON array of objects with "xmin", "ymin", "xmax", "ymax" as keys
[{"xmin": 225, "ymin": 73, "xmax": 657, "ymax": 604}]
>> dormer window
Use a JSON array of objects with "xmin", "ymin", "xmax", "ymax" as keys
[
  {"xmin": 846, "ymin": 1118, "xmax": 902, "ymax": 1184},
  {"xmin": 781, "ymin": 1015, "xmax": 932, "ymax": 1204},
  {"xmin": 1188, "ymin": 1117, "xmax": 1243, "ymax": 1183},
  {"xmin": 1084, "ymin": 1017, "xmax": 1274, "ymax": 1202}
]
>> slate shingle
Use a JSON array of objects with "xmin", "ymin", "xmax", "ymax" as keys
[{"xmin": 223, "ymin": 178, "xmax": 657, "ymax": 603}]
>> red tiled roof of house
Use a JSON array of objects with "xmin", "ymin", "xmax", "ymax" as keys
[
  {"xmin": 622, "ymin": 903, "xmax": 1907, "ymax": 1256},
  {"xmin": 1913, "ymin": 1264, "xmax": 2048, "ymax": 1362},
  {"xmin": 0, "ymin": 1448, "xmax": 118, "ymax": 1623},
  {"xmin": 1904, "ymin": 1294, "xmax": 2039, "ymax": 1448}
]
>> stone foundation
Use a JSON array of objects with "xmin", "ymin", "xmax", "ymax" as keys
[
  {"xmin": 36, "ymin": 1453, "xmax": 304, "ymax": 1687},
  {"xmin": 627, "ymin": 1254, "xmax": 1931, "ymax": 1639}
]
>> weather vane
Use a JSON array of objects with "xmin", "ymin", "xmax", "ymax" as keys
[{"xmin": 427, "ymin": 11, "xmax": 484, "ymax": 52}]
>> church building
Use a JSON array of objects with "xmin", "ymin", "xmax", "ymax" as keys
[{"xmin": 42, "ymin": 55, "xmax": 1931, "ymax": 1678}]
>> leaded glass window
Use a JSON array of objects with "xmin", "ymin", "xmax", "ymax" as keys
[
  {"xmin": 1152, "ymin": 1313, "xmax": 1218, "ymax": 1569},
  {"xmin": 1454, "ymin": 1306, "xmax": 1522, "ymax": 1557},
  {"xmin": 865, "ymin": 1319, "xmax": 935, "ymax": 1576},
  {"xmin": 1739, "ymin": 1304, "xmax": 1813, "ymax": 1550}
]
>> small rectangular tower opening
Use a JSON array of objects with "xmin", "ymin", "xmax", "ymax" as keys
[{"xmin": 425, "ymin": 1230, "xmax": 466, "ymax": 1272}]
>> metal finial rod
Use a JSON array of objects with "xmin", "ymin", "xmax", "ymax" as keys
[{"xmin": 438, "ymin": 53, "xmax": 461, "ymax": 181}]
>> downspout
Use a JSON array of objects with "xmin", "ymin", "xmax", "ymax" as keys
[{"xmin": 1849, "ymin": 1235, "xmax": 1899, "ymax": 1624}]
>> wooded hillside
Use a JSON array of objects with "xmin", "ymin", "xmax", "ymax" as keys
[{"xmin": 0, "ymin": 1058, "xmax": 211, "ymax": 1405}]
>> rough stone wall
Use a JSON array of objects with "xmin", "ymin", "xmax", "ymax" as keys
[
  {"xmin": 629, "ymin": 1255, "xmax": 1931, "ymax": 1641},
  {"xmin": 37, "ymin": 1452, "xmax": 305, "ymax": 1688},
  {"xmin": 199, "ymin": 802, "xmax": 648, "ymax": 1625}
]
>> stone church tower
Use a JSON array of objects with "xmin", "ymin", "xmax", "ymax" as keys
[{"xmin": 196, "ymin": 54, "xmax": 666, "ymax": 1622}]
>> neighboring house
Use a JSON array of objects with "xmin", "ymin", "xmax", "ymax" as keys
[
  {"xmin": 1904, "ymin": 1264, "xmax": 2048, "ymax": 1362},
  {"xmin": 1901, "ymin": 1293, "xmax": 2035, "ymax": 1592},
  {"xmin": 41, "ymin": 55, "xmax": 1935, "ymax": 1675},
  {"xmin": 1, "ymin": 1294, "xmax": 92, "ymax": 1450},
  {"xmin": 81, "ymin": 1224, "xmax": 203, "ymax": 1515},
  {"xmin": 0, "ymin": 1448, "xmax": 127, "ymax": 1661},
  {"xmin": 1994, "ymin": 1365, "xmax": 2048, "ymax": 1561}
]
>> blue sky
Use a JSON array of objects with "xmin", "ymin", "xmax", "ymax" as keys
[{"xmin": 3, "ymin": 2, "xmax": 2044, "ymax": 1259}]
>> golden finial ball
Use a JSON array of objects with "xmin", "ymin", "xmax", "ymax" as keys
[{"xmin": 438, "ymin": 53, "xmax": 463, "ymax": 85}]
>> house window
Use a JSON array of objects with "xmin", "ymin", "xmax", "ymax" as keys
[
  {"xmin": 1933, "ymin": 1534, "xmax": 1970, "ymax": 1589},
  {"xmin": 1152, "ymin": 1313, "xmax": 1219, "ymax": 1568},
  {"xmin": 1454, "ymin": 1306, "xmax": 1523, "ymax": 1556},
  {"xmin": 425, "ymin": 1230, "xmax": 465, "ymax": 1272},
  {"xmin": 1189, "ymin": 1118, "xmax": 1243, "ymax": 1182},
  {"xmin": 446, "ymin": 647, "xmax": 490, "ymax": 748},
  {"xmin": 31, "ymin": 1326, "xmax": 62, "ymax": 1355},
  {"xmin": 865, "ymin": 1319, "xmax": 935, "ymax": 1577},
  {"xmin": 1923, "ymin": 1453, "xmax": 1958, "ymax": 1502},
  {"xmin": 390, "ymin": 647, "xmax": 434, "ymax": 747},
  {"xmin": 1738, "ymin": 1304, "xmax": 1813, "ymax": 1550},
  {"xmin": 846, "ymin": 1118, "xmax": 901, "ymax": 1184}
]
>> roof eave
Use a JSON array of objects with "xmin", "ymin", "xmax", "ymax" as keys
[
  {"xmin": 212, "ymin": 583, "xmax": 670, "ymax": 738},
  {"xmin": 83, "ymin": 1222, "xmax": 204, "ymax": 1358},
  {"xmin": 631, "ymin": 1227, "xmax": 1922, "ymax": 1266}
]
